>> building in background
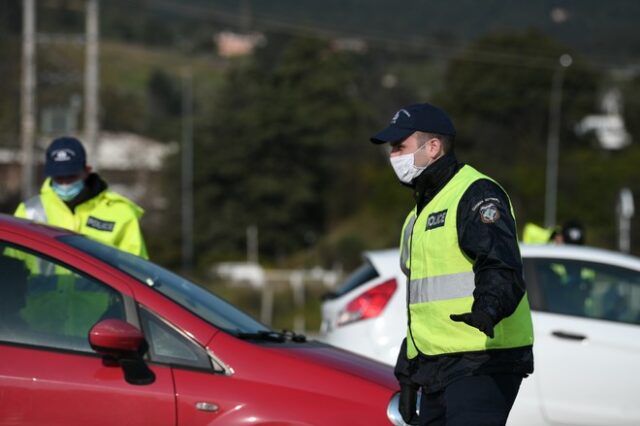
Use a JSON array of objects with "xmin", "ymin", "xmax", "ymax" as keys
[
  {"xmin": 214, "ymin": 31, "xmax": 266, "ymax": 57},
  {"xmin": 575, "ymin": 88, "xmax": 632, "ymax": 150}
]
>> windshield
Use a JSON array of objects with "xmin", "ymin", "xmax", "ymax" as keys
[{"xmin": 59, "ymin": 235, "xmax": 269, "ymax": 335}]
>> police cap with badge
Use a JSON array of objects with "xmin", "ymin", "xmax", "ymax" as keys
[{"xmin": 45, "ymin": 136, "xmax": 87, "ymax": 177}]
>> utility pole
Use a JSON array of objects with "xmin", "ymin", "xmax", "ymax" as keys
[
  {"xmin": 239, "ymin": 0, "xmax": 252, "ymax": 32},
  {"xmin": 617, "ymin": 188, "xmax": 634, "ymax": 253},
  {"xmin": 544, "ymin": 53, "xmax": 572, "ymax": 228},
  {"xmin": 84, "ymin": 0, "xmax": 99, "ymax": 159},
  {"xmin": 181, "ymin": 68, "xmax": 194, "ymax": 272},
  {"xmin": 21, "ymin": 0, "xmax": 36, "ymax": 200},
  {"xmin": 247, "ymin": 225, "xmax": 258, "ymax": 263}
]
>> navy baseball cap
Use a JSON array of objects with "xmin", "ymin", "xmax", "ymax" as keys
[
  {"xmin": 370, "ymin": 102, "xmax": 456, "ymax": 144},
  {"xmin": 45, "ymin": 136, "xmax": 87, "ymax": 177}
]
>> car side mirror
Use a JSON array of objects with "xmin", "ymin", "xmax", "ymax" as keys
[
  {"xmin": 89, "ymin": 319, "xmax": 155, "ymax": 385},
  {"xmin": 89, "ymin": 319, "xmax": 145, "ymax": 355}
]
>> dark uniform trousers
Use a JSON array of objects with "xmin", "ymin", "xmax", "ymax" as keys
[{"xmin": 419, "ymin": 374, "xmax": 522, "ymax": 426}]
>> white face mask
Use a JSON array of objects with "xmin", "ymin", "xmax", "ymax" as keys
[{"xmin": 389, "ymin": 147, "xmax": 429, "ymax": 183}]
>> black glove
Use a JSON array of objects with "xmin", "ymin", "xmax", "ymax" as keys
[
  {"xmin": 450, "ymin": 310, "xmax": 495, "ymax": 338},
  {"xmin": 399, "ymin": 384, "xmax": 420, "ymax": 425}
]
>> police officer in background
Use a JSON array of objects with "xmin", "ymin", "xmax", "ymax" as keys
[
  {"xmin": 522, "ymin": 220, "xmax": 585, "ymax": 245},
  {"xmin": 558, "ymin": 220, "xmax": 585, "ymax": 245},
  {"xmin": 370, "ymin": 103, "xmax": 534, "ymax": 425},
  {"xmin": 15, "ymin": 136, "xmax": 148, "ymax": 258}
]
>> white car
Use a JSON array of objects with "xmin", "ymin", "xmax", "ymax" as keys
[{"xmin": 320, "ymin": 244, "xmax": 640, "ymax": 425}]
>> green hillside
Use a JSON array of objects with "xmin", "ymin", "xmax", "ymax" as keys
[{"xmin": 132, "ymin": 0, "xmax": 640, "ymax": 65}]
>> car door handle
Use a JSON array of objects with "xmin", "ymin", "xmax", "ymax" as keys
[
  {"xmin": 551, "ymin": 331, "xmax": 587, "ymax": 341},
  {"xmin": 195, "ymin": 402, "xmax": 219, "ymax": 412}
]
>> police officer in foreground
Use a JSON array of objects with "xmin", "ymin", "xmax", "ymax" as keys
[
  {"xmin": 370, "ymin": 103, "xmax": 534, "ymax": 425},
  {"xmin": 15, "ymin": 136, "xmax": 148, "ymax": 258}
]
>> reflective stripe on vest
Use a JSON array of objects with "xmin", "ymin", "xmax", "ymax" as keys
[
  {"xmin": 400, "ymin": 214, "xmax": 416, "ymax": 277},
  {"xmin": 24, "ymin": 195, "xmax": 48, "ymax": 223},
  {"xmin": 408, "ymin": 272, "xmax": 475, "ymax": 304}
]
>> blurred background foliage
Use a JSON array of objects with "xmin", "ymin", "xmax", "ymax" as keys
[{"xmin": 1, "ymin": 0, "xmax": 640, "ymax": 278}]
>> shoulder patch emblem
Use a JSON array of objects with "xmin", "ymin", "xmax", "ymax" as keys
[
  {"xmin": 86, "ymin": 216, "xmax": 115, "ymax": 232},
  {"xmin": 479, "ymin": 203, "xmax": 500, "ymax": 224}
]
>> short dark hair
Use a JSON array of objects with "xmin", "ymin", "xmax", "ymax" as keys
[{"xmin": 417, "ymin": 131, "xmax": 455, "ymax": 153}]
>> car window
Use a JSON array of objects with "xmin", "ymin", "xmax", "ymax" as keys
[
  {"xmin": 139, "ymin": 306, "xmax": 212, "ymax": 370},
  {"xmin": 522, "ymin": 258, "xmax": 544, "ymax": 311},
  {"xmin": 0, "ymin": 243, "xmax": 125, "ymax": 352},
  {"xmin": 60, "ymin": 235, "xmax": 268, "ymax": 335},
  {"xmin": 532, "ymin": 257, "xmax": 640, "ymax": 324},
  {"xmin": 329, "ymin": 261, "xmax": 379, "ymax": 299}
]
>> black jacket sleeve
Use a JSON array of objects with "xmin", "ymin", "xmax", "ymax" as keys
[
  {"xmin": 456, "ymin": 179, "xmax": 526, "ymax": 324},
  {"xmin": 394, "ymin": 338, "xmax": 415, "ymax": 386}
]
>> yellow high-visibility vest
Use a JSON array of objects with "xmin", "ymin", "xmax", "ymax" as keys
[
  {"xmin": 400, "ymin": 165, "xmax": 533, "ymax": 358},
  {"xmin": 12, "ymin": 178, "xmax": 142, "ymax": 337},
  {"xmin": 15, "ymin": 178, "xmax": 148, "ymax": 258},
  {"xmin": 522, "ymin": 222, "xmax": 555, "ymax": 244}
]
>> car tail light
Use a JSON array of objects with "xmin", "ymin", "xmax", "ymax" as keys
[{"xmin": 337, "ymin": 278, "xmax": 397, "ymax": 326}]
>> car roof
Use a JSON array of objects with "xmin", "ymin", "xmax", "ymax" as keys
[
  {"xmin": 0, "ymin": 213, "xmax": 75, "ymax": 239},
  {"xmin": 363, "ymin": 248, "xmax": 401, "ymax": 276},
  {"xmin": 362, "ymin": 244, "xmax": 640, "ymax": 274},
  {"xmin": 520, "ymin": 243, "xmax": 640, "ymax": 270}
]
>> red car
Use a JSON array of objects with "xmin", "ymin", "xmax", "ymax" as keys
[{"xmin": 0, "ymin": 215, "xmax": 404, "ymax": 425}]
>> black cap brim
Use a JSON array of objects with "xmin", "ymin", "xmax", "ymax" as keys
[
  {"xmin": 370, "ymin": 125, "xmax": 414, "ymax": 144},
  {"xmin": 45, "ymin": 161, "xmax": 85, "ymax": 177}
]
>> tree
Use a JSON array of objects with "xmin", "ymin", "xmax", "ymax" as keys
[
  {"xmin": 623, "ymin": 74, "xmax": 640, "ymax": 146},
  {"xmin": 437, "ymin": 30, "xmax": 601, "ymax": 232},
  {"xmin": 169, "ymin": 37, "xmax": 376, "ymax": 266},
  {"xmin": 145, "ymin": 69, "xmax": 182, "ymax": 141}
]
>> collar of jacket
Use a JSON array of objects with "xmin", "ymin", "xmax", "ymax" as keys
[
  {"xmin": 41, "ymin": 173, "xmax": 108, "ymax": 213},
  {"xmin": 413, "ymin": 152, "xmax": 462, "ymax": 213},
  {"xmin": 66, "ymin": 173, "xmax": 108, "ymax": 211}
]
